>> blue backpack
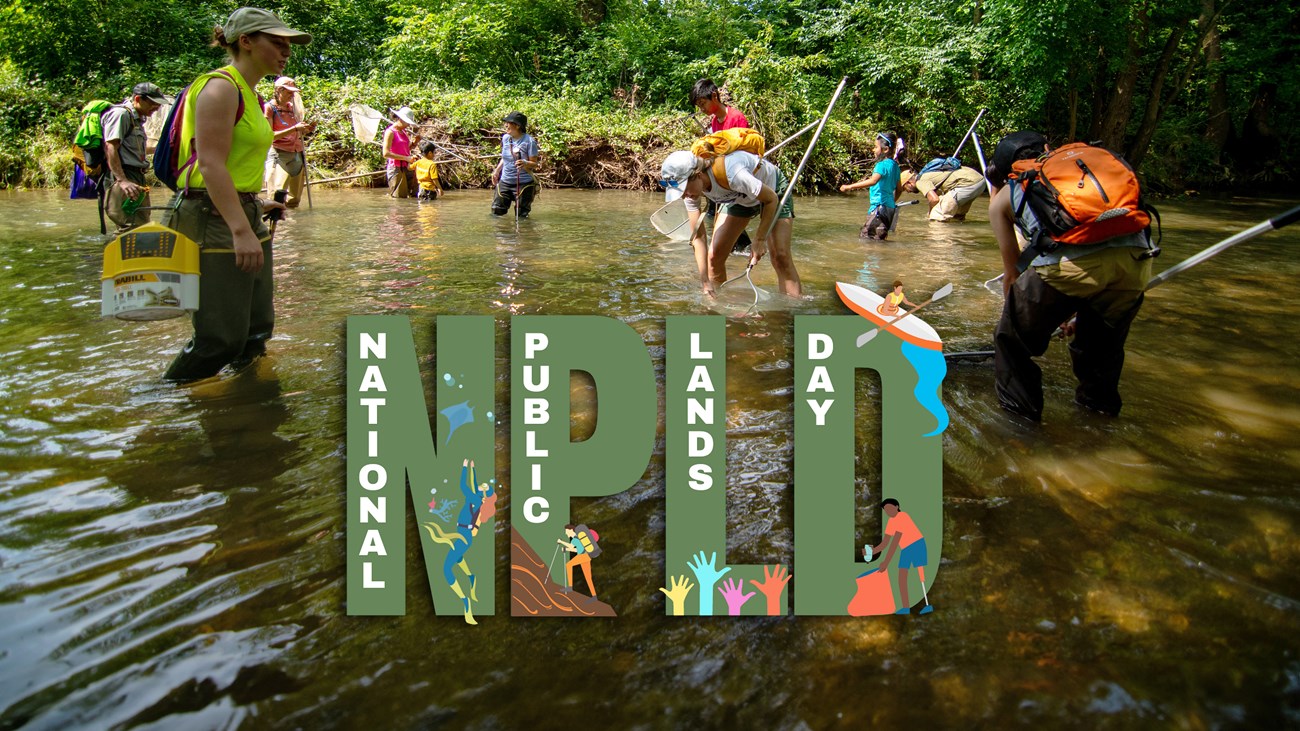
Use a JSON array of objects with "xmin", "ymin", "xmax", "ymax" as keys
[
  {"xmin": 918, "ymin": 156, "xmax": 961, "ymax": 176},
  {"xmin": 153, "ymin": 69, "xmax": 247, "ymax": 192}
]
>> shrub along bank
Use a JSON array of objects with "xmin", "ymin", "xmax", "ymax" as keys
[{"xmin": 0, "ymin": 68, "xmax": 886, "ymax": 195}]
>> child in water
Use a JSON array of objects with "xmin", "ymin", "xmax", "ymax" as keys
[
  {"xmin": 840, "ymin": 131, "xmax": 902, "ymax": 240},
  {"xmin": 412, "ymin": 141, "xmax": 443, "ymax": 201}
]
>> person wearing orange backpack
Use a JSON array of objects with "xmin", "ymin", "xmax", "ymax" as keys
[
  {"xmin": 160, "ymin": 7, "xmax": 308, "ymax": 382},
  {"xmin": 986, "ymin": 131, "xmax": 1157, "ymax": 421}
]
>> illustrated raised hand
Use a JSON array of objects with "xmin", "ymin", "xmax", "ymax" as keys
[
  {"xmin": 686, "ymin": 551, "xmax": 731, "ymax": 616},
  {"xmin": 718, "ymin": 577, "xmax": 755, "ymax": 616},
  {"xmin": 658, "ymin": 574, "xmax": 695, "ymax": 616},
  {"xmin": 749, "ymin": 564, "xmax": 792, "ymax": 616}
]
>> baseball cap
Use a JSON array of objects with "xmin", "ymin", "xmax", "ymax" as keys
[
  {"xmin": 503, "ymin": 111, "xmax": 528, "ymax": 134},
  {"xmin": 660, "ymin": 150, "xmax": 698, "ymax": 202},
  {"xmin": 273, "ymin": 76, "xmax": 300, "ymax": 92},
  {"xmin": 223, "ymin": 7, "xmax": 312, "ymax": 44},
  {"xmin": 988, "ymin": 130, "xmax": 1048, "ymax": 185},
  {"xmin": 131, "ymin": 82, "xmax": 169, "ymax": 105}
]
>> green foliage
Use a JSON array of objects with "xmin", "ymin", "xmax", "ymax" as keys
[
  {"xmin": 0, "ymin": 0, "xmax": 1295, "ymax": 190},
  {"xmin": 382, "ymin": 0, "xmax": 586, "ymax": 87}
]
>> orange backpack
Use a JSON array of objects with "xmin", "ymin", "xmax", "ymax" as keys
[
  {"xmin": 1010, "ymin": 142, "xmax": 1153, "ymax": 249},
  {"xmin": 691, "ymin": 128, "xmax": 765, "ymax": 190}
]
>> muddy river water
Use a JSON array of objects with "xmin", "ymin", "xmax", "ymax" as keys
[{"xmin": 1, "ymin": 187, "xmax": 1298, "ymax": 728}]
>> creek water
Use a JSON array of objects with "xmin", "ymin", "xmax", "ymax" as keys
[{"xmin": 1, "ymin": 187, "xmax": 1298, "ymax": 729}]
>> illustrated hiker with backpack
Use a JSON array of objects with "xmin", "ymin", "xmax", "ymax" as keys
[
  {"xmin": 659, "ymin": 128, "xmax": 803, "ymax": 298},
  {"xmin": 557, "ymin": 524, "xmax": 602, "ymax": 598},
  {"xmin": 99, "ymin": 83, "xmax": 169, "ymax": 235},
  {"xmin": 155, "ymin": 7, "xmax": 309, "ymax": 382},
  {"xmin": 839, "ymin": 131, "xmax": 903, "ymax": 240},
  {"xmin": 985, "ymin": 131, "xmax": 1160, "ymax": 422},
  {"xmin": 901, "ymin": 157, "xmax": 987, "ymax": 223}
]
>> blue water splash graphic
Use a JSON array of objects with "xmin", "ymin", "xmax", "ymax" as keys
[{"xmin": 901, "ymin": 342, "xmax": 949, "ymax": 437}]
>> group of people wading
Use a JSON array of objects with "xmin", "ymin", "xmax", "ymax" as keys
[
  {"xmin": 82, "ymin": 6, "xmax": 1154, "ymax": 425},
  {"xmin": 661, "ymin": 82, "xmax": 1157, "ymax": 424}
]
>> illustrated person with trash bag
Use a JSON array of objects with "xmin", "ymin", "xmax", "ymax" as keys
[{"xmin": 866, "ymin": 499, "xmax": 933, "ymax": 615}]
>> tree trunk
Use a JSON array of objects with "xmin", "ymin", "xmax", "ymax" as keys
[
  {"xmin": 1098, "ymin": 3, "xmax": 1150, "ymax": 150},
  {"xmin": 1125, "ymin": 0, "xmax": 1233, "ymax": 170},
  {"xmin": 1125, "ymin": 25, "xmax": 1186, "ymax": 168},
  {"xmin": 1068, "ymin": 89, "xmax": 1078, "ymax": 142},
  {"xmin": 1237, "ymin": 82, "xmax": 1279, "ymax": 176},
  {"xmin": 1203, "ymin": 0, "xmax": 1230, "ymax": 162},
  {"xmin": 1087, "ymin": 47, "xmax": 1108, "ymax": 142}
]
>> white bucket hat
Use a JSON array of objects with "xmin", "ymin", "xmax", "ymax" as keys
[{"xmin": 391, "ymin": 106, "xmax": 417, "ymax": 126}]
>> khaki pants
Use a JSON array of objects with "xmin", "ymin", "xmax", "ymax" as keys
[
  {"xmin": 929, "ymin": 180, "xmax": 987, "ymax": 222},
  {"xmin": 105, "ymin": 166, "xmax": 150, "ymax": 235},
  {"xmin": 161, "ymin": 194, "xmax": 274, "ymax": 382},
  {"xmin": 994, "ymin": 246, "xmax": 1152, "ymax": 420},
  {"xmin": 268, "ymin": 149, "xmax": 305, "ymax": 207},
  {"xmin": 388, "ymin": 165, "xmax": 413, "ymax": 198}
]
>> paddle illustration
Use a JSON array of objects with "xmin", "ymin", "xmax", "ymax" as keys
[{"xmin": 856, "ymin": 283, "xmax": 954, "ymax": 347}]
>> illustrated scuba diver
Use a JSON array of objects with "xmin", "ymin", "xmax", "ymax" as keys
[{"xmin": 422, "ymin": 458, "xmax": 497, "ymax": 625}]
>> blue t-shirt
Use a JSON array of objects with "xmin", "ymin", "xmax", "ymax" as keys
[
  {"xmin": 500, "ymin": 133, "xmax": 539, "ymax": 186},
  {"xmin": 869, "ymin": 158, "xmax": 900, "ymax": 210},
  {"xmin": 569, "ymin": 536, "xmax": 587, "ymax": 555}
]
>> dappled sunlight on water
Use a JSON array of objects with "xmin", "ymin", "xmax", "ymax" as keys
[{"xmin": 0, "ymin": 188, "xmax": 1298, "ymax": 727}]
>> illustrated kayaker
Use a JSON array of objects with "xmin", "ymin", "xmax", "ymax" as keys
[{"xmin": 877, "ymin": 280, "xmax": 917, "ymax": 317}]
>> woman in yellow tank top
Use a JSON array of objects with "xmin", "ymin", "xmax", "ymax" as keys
[{"xmin": 162, "ymin": 8, "xmax": 311, "ymax": 382}]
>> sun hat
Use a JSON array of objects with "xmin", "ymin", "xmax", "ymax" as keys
[
  {"xmin": 223, "ymin": 7, "xmax": 312, "ymax": 44},
  {"xmin": 391, "ymin": 106, "xmax": 417, "ymax": 126}
]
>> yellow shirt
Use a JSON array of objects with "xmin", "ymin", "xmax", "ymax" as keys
[
  {"xmin": 179, "ymin": 65, "xmax": 273, "ymax": 192},
  {"xmin": 412, "ymin": 158, "xmax": 440, "ymax": 190}
]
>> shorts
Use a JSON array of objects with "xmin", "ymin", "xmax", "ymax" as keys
[
  {"xmin": 898, "ymin": 538, "xmax": 928, "ymax": 569},
  {"xmin": 719, "ymin": 168, "xmax": 795, "ymax": 220}
]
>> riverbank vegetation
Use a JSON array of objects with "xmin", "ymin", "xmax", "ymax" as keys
[{"xmin": 1, "ymin": 0, "xmax": 1295, "ymax": 193}]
